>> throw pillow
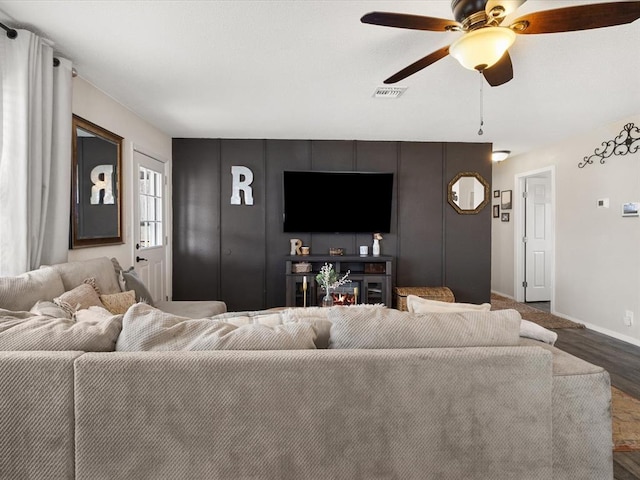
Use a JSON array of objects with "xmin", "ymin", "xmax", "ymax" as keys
[
  {"xmin": 53, "ymin": 282, "xmax": 104, "ymax": 315},
  {"xmin": 110, "ymin": 257, "xmax": 127, "ymax": 291},
  {"xmin": 116, "ymin": 303, "xmax": 316, "ymax": 351},
  {"xmin": 122, "ymin": 268, "xmax": 154, "ymax": 306},
  {"xmin": 520, "ymin": 319, "xmax": 557, "ymax": 345},
  {"xmin": 328, "ymin": 307, "xmax": 522, "ymax": 349},
  {"xmin": 0, "ymin": 311, "xmax": 122, "ymax": 351},
  {"xmin": 406, "ymin": 295, "xmax": 491, "ymax": 314},
  {"xmin": 100, "ymin": 290, "xmax": 136, "ymax": 315}
]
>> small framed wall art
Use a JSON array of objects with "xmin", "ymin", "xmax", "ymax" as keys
[
  {"xmin": 501, "ymin": 212, "xmax": 510, "ymax": 222},
  {"xmin": 493, "ymin": 205, "xmax": 500, "ymax": 218},
  {"xmin": 493, "ymin": 190, "xmax": 500, "ymax": 198},
  {"xmin": 501, "ymin": 190, "xmax": 512, "ymax": 210}
]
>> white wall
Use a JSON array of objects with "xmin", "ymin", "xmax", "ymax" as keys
[
  {"xmin": 492, "ymin": 115, "xmax": 640, "ymax": 345},
  {"xmin": 69, "ymin": 77, "xmax": 172, "ymax": 271}
]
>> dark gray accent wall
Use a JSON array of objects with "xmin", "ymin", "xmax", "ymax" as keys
[
  {"xmin": 220, "ymin": 140, "xmax": 266, "ymax": 311},
  {"xmin": 264, "ymin": 140, "xmax": 311, "ymax": 308},
  {"xmin": 172, "ymin": 139, "xmax": 221, "ymax": 301},
  {"xmin": 172, "ymin": 139, "xmax": 492, "ymax": 309},
  {"xmin": 397, "ymin": 142, "xmax": 444, "ymax": 287},
  {"xmin": 444, "ymin": 143, "xmax": 492, "ymax": 302}
]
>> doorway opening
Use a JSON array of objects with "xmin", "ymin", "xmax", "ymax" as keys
[{"xmin": 514, "ymin": 166, "xmax": 555, "ymax": 308}]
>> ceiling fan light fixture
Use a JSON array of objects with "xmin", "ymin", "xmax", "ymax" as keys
[{"xmin": 449, "ymin": 26, "xmax": 516, "ymax": 71}]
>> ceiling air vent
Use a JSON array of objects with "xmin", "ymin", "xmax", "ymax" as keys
[{"xmin": 373, "ymin": 86, "xmax": 407, "ymax": 99}]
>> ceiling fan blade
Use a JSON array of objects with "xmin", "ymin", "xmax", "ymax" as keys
[
  {"xmin": 510, "ymin": 1, "xmax": 640, "ymax": 34},
  {"xmin": 383, "ymin": 46, "xmax": 451, "ymax": 84},
  {"xmin": 482, "ymin": 51, "xmax": 514, "ymax": 86},
  {"xmin": 486, "ymin": 0, "xmax": 527, "ymax": 19},
  {"xmin": 361, "ymin": 11, "xmax": 460, "ymax": 32}
]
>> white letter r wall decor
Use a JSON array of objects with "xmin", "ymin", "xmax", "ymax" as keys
[{"xmin": 230, "ymin": 166, "xmax": 254, "ymax": 205}]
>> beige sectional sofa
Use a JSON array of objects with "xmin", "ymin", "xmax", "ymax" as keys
[
  {"xmin": 0, "ymin": 259, "xmax": 612, "ymax": 480},
  {"xmin": 0, "ymin": 256, "xmax": 227, "ymax": 319}
]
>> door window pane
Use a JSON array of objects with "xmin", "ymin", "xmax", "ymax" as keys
[{"xmin": 138, "ymin": 166, "xmax": 163, "ymax": 248}]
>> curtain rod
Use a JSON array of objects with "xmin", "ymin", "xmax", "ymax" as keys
[
  {"xmin": 0, "ymin": 21, "xmax": 17, "ymax": 39},
  {"xmin": 0, "ymin": 22, "xmax": 75, "ymax": 75}
]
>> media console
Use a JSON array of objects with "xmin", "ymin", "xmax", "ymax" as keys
[{"xmin": 285, "ymin": 255, "xmax": 393, "ymax": 307}]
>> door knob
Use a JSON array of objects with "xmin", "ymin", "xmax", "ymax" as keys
[{"xmin": 136, "ymin": 256, "xmax": 148, "ymax": 262}]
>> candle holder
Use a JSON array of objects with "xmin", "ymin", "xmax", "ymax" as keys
[{"xmin": 302, "ymin": 276, "xmax": 307, "ymax": 308}]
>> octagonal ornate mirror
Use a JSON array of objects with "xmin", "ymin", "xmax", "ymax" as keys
[{"xmin": 447, "ymin": 172, "xmax": 490, "ymax": 215}]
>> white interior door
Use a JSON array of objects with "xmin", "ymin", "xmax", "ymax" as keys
[
  {"xmin": 524, "ymin": 175, "xmax": 552, "ymax": 302},
  {"xmin": 133, "ymin": 150, "xmax": 167, "ymax": 303}
]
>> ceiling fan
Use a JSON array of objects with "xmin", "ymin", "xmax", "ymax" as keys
[{"xmin": 361, "ymin": 0, "xmax": 640, "ymax": 86}]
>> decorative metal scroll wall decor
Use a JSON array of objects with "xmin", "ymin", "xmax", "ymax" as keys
[{"xmin": 579, "ymin": 123, "xmax": 640, "ymax": 168}]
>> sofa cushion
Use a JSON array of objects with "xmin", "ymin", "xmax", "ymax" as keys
[
  {"xmin": 212, "ymin": 312, "xmax": 284, "ymax": 327},
  {"xmin": 518, "ymin": 338, "xmax": 612, "ymax": 478},
  {"xmin": 328, "ymin": 307, "xmax": 522, "ymax": 349},
  {"xmin": 100, "ymin": 290, "xmax": 136, "ymax": 315},
  {"xmin": 116, "ymin": 303, "xmax": 316, "ymax": 351},
  {"xmin": 212, "ymin": 309, "xmax": 282, "ymax": 322},
  {"xmin": 50, "ymin": 257, "xmax": 121, "ymax": 295},
  {"xmin": 154, "ymin": 300, "xmax": 227, "ymax": 318},
  {"xmin": 0, "ymin": 267, "xmax": 65, "ymax": 311},
  {"xmin": 74, "ymin": 347, "xmax": 553, "ymax": 480},
  {"xmin": 406, "ymin": 295, "xmax": 491, "ymax": 313},
  {"xmin": 0, "ymin": 309, "xmax": 122, "ymax": 351},
  {"xmin": 282, "ymin": 305, "xmax": 386, "ymax": 349},
  {"xmin": 0, "ymin": 351, "xmax": 81, "ymax": 479}
]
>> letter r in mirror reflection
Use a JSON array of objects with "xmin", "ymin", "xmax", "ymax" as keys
[
  {"xmin": 89, "ymin": 164, "xmax": 115, "ymax": 205},
  {"xmin": 230, "ymin": 165, "xmax": 254, "ymax": 205}
]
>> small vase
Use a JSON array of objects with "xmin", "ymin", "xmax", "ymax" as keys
[
  {"xmin": 372, "ymin": 238, "xmax": 380, "ymax": 256},
  {"xmin": 322, "ymin": 292, "xmax": 334, "ymax": 307}
]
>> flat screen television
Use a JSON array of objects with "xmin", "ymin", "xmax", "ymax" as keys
[{"xmin": 283, "ymin": 171, "xmax": 393, "ymax": 233}]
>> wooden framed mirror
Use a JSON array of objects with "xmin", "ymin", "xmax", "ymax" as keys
[
  {"xmin": 447, "ymin": 171, "xmax": 490, "ymax": 215},
  {"xmin": 71, "ymin": 115, "xmax": 123, "ymax": 248}
]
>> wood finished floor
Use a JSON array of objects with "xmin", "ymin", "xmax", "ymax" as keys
[{"xmin": 540, "ymin": 306, "xmax": 640, "ymax": 479}]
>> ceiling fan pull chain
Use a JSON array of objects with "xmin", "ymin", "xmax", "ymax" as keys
[{"xmin": 478, "ymin": 71, "xmax": 484, "ymax": 136}]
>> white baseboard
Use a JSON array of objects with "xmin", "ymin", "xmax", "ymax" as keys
[
  {"xmin": 550, "ymin": 310, "xmax": 640, "ymax": 348},
  {"xmin": 585, "ymin": 323, "xmax": 640, "ymax": 347},
  {"xmin": 490, "ymin": 290, "xmax": 514, "ymax": 300},
  {"xmin": 490, "ymin": 290, "xmax": 640, "ymax": 347}
]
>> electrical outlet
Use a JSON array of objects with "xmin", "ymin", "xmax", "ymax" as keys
[{"xmin": 624, "ymin": 310, "xmax": 634, "ymax": 327}]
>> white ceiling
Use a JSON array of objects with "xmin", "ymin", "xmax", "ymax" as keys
[{"xmin": 0, "ymin": 0, "xmax": 639, "ymax": 156}]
